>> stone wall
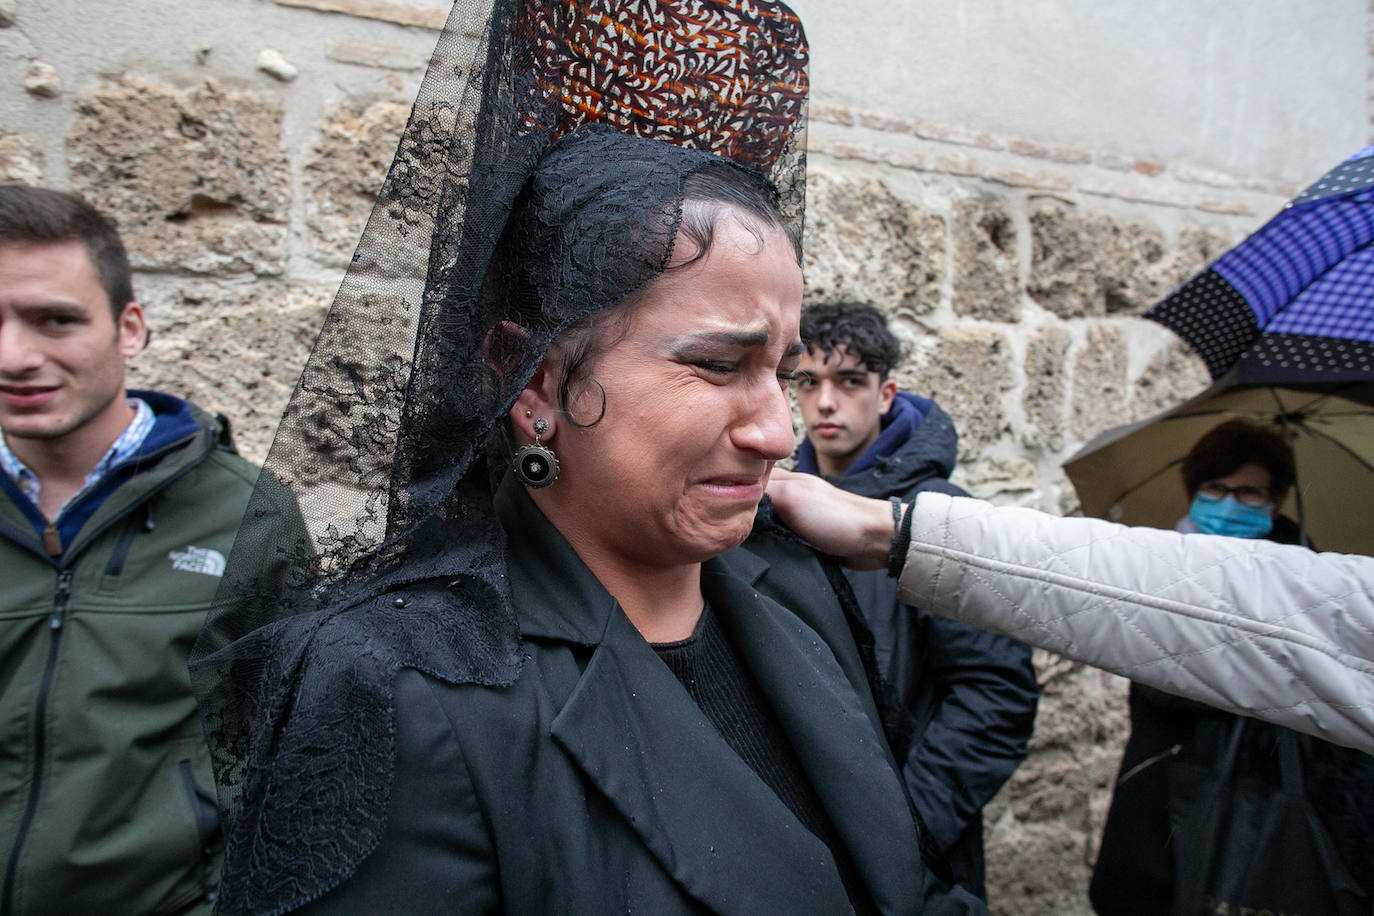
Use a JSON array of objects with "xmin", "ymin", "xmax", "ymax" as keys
[{"xmin": 2, "ymin": 2, "xmax": 1369, "ymax": 912}]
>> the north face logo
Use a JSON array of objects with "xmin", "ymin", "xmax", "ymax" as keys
[{"xmin": 169, "ymin": 546, "xmax": 226, "ymax": 577}]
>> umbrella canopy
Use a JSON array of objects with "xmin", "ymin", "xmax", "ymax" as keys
[
  {"xmin": 1147, "ymin": 145, "xmax": 1374, "ymax": 385},
  {"xmin": 1064, "ymin": 379, "xmax": 1374, "ymax": 555}
]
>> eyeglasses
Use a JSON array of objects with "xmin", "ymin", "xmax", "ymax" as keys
[{"xmin": 1196, "ymin": 480, "xmax": 1272, "ymax": 508}]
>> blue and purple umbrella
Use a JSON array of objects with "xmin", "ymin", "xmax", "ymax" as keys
[{"xmin": 1148, "ymin": 145, "xmax": 1374, "ymax": 385}]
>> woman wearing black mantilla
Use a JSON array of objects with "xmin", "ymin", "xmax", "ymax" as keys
[{"xmin": 190, "ymin": 1, "xmax": 984, "ymax": 912}]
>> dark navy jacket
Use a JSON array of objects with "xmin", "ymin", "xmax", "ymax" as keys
[{"xmin": 797, "ymin": 392, "xmax": 1040, "ymax": 898}]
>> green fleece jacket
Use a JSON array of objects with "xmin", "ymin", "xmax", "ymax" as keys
[{"xmin": 0, "ymin": 395, "xmax": 289, "ymax": 916}]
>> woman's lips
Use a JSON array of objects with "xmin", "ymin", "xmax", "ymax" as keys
[
  {"xmin": 0, "ymin": 385, "xmax": 59, "ymax": 409},
  {"xmin": 698, "ymin": 475, "xmax": 765, "ymax": 499}
]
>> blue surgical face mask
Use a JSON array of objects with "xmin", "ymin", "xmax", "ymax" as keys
[{"xmin": 1189, "ymin": 494, "xmax": 1274, "ymax": 539}]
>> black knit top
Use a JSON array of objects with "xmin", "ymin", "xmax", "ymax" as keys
[{"xmin": 654, "ymin": 603, "xmax": 875, "ymax": 915}]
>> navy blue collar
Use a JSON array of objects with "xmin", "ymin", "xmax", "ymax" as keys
[
  {"xmin": 795, "ymin": 391, "xmax": 933, "ymax": 479},
  {"xmin": 7, "ymin": 390, "xmax": 203, "ymax": 553}
]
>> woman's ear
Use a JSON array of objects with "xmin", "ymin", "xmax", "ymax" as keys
[{"xmin": 509, "ymin": 357, "xmax": 560, "ymax": 442}]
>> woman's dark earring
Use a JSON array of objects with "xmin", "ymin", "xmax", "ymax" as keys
[{"xmin": 512, "ymin": 417, "xmax": 559, "ymax": 488}]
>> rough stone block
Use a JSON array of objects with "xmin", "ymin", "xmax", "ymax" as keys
[
  {"xmin": 983, "ymin": 661, "xmax": 1128, "ymax": 912},
  {"xmin": 304, "ymin": 98, "xmax": 411, "ymax": 265},
  {"xmin": 1112, "ymin": 223, "xmax": 1229, "ymax": 322},
  {"xmin": 0, "ymin": 1, "xmax": 17, "ymax": 28},
  {"xmin": 67, "ymin": 78, "xmax": 289, "ymax": 276},
  {"xmin": 1100, "ymin": 221, "xmax": 1167, "ymax": 314},
  {"xmin": 282, "ymin": 292, "xmax": 420, "ymax": 488},
  {"xmin": 1028, "ymin": 200, "xmax": 1102, "ymax": 318},
  {"xmin": 960, "ymin": 458, "xmax": 1039, "ymax": 498},
  {"xmin": 1130, "ymin": 339, "xmax": 1211, "ymax": 421},
  {"xmin": 1137, "ymin": 223, "xmax": 1230, "ymax": 306},
  {"xmin": 905, "ymin": 327, "xmax": 1013, "ymax": 463},
  {"xmin": 803, "ymin": 168, "xmax": 946, "ymax": 317},
  {"xmin": 985, "ymin": 821, "xmax": 1092, "ymax": 912},
  {"xmin": 1071, "ymin": 324, "xmax": 1129, "ymax": 440},
  {"xmin": 952, "ymin": 196, "xmax": 1019, "ymax": 322},
  {"xmin": 1028, "ymin": 199, "xmax": 1170, "ymax": 318},
  {"xmin": 0, "ymin": 134, "xmax": 42, "ymax": 183},
  {"xmin": 127, "ymin": 282, "xmax": 332, "ymax": 463},
  {"xmin": 1022, "ymin": 325, "xmax": 1070, "ymax": 452},
  {"xmin": 1174, "ymin": 225, "xmax": 1230, "ymax": 278}
]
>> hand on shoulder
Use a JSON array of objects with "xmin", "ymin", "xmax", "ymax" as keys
[{"xmin": 764, "ymin": 468, "xmax": 895, "ymax": 571}]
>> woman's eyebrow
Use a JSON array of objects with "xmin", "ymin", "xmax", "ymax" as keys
[
  {"xmin": 668, "ymin": 331, "xmax": 804, "ymax": 359},
  {"xmin": 669, "ymin": 329, "xmax": 769, "ymax": 352}
]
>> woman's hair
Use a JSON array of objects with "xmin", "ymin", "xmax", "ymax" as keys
[
  {"xmin": 1180, "ymin": 419, "xmax": 1296, "ymax": 501},
  {"xmin": 545, "ymin": 158, "xmax": 795, "ymax": 428}
]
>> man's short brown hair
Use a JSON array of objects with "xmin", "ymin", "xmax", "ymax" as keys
[{"xmin": 0, "ymin": 185, "xmax": 134, "ymax": 318}]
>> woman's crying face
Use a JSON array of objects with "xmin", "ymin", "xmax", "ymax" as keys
[{"xmin": 535, "ymin": 209, "xmax": 803, "ymax": 572}]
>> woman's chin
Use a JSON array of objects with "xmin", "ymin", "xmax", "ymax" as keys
[{"xmin": 671, "ymin": 513, "xmax": 758, "ymax": 563}]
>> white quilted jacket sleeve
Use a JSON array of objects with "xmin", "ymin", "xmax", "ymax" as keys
[{"xmin": 897, "ymin": 493, "xmax": 1374, "ymax": 753}]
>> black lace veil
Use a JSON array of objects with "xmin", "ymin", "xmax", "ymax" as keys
[{"xmin": 190, "ymin": 1, "xmax": 807, "ymax": 910}]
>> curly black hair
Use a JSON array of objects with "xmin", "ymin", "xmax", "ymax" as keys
[{"xmin": 799, "ymin": 301, "xmax": 901, "ymax": 378}]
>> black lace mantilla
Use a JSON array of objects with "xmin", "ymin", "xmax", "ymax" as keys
[{"xmin": 189, "ymin": 1, "xmax": 808, "ymax": 912}]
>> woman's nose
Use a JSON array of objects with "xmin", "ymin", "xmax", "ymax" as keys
[{"xmin": 732, "ymin": 381, "xmax": 796, "ymax": 460}]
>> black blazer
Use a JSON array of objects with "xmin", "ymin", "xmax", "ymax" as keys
[{"xmin": 301, "ymin": 486, "xmax": 983, "ymax": 914}]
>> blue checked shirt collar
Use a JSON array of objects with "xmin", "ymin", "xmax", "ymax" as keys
[{"xmin": 0, "ymin": 397, "xmax": 156, "ymax": 518}]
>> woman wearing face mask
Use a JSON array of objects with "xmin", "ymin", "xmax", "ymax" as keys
[
  {"xmin": 1089, "ymin": 420, "xmax": 1374, "ymax": 913},
  {"xmin": 1176, "ymin": 420, "xmax": 1299, "ymax": 541}
]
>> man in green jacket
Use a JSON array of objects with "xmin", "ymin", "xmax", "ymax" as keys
[{"xmin": 0, "ymin": 186, "xmax": 298, "ymax": 915}]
